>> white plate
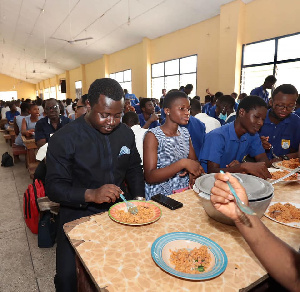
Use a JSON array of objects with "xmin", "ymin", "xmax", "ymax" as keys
[
  {"xmin": 267, "ymin": 168, "xmax": 300, "ymax": 183},
  {"xmin": 264, "ymin": 202, "xmax": 300, "ymax": 229},
  {"xmin": 272, "ymin": 160, "xmax": 300, "ymax": 171}
]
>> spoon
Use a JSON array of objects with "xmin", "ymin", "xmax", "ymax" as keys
[
  {"xmin": 120, "ymin": 194, "xmax": 138, "ymax": 215},
  {"xmin": 220, "ymin": 170, "xmax": 256, "ymax": 216},
  {"xmin": 270, "ymin": 145, "xmax": 280, "ymax": 159}
]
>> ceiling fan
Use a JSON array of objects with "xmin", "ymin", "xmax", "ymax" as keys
[{"xmin": 50, "ymin": 36, "xmax": 93, "ymax": 44}]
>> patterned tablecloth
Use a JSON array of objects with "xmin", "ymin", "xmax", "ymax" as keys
[{"xmin": 64, "ymin": 181, "xmax": 300, "ymax": 292}]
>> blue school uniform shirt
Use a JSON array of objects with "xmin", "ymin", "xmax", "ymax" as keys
[
  {"xmin": 202, "ymin": 102, "xmax": 213, "ymax": 114},
  {"xmin": 125, "ymin": 93, "xmax": 139, "ymax": 106},
  {"xmin": 6, "ymin": 111, "xmax": 20, "ymax": 122},
  {"xmin": 138, "ymin": 113, "xmax": 160, "ymax": 129},
  {"xmin": 259, "ymin": 110, "xmax": 300, "ymax": 159},
  {"xmin": 181, "ymin": 115, "xmax": 205, "ymax": 160},
  {"xmin": 200, "ymin": 122, "xmax": 264, "ymax": 172},
  {"xmin": 250, "ymin": 86, "xmax": 269, "ymax": 104}
]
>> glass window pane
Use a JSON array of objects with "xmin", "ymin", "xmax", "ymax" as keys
[
  {"xmin": 110, "ymin": 73, "xmax": 115, "ymax": 79},
  {"xmin": 120, "ymin": 81, "xmax": 132, "ymax": 94},
  {"xmin": 243, "ymin": 40, "xmax": 275, "ymax": 66},
  {"xmin": 123, "ymin": 70, "xmax": 131, "ymax": 82},
  {"xmin": 0, "ymin": 91, "xmax": 17, "ymax": 101},
  {"xmin": 165, "ymin": 59, "xmax": 179, "ymax": 75},
  {"xmin": 276, "ymin": 61, "xmax": 300, "ymax": 93},
  {"xmin": 75, "ymin": 81, "xmax": 82, "ymax": 89},
  {"xmin": 277, "ymin": 34, "xmax": 300, "ymax": 61},
  {"xmin": 180, "ymin": 73, "xmax": 197, "ymax": 96},
  {"xmin": 115, "ymin": 72, "xmax": 123, "ymax": 83},
  {"xmin": 152, "ymin": 63, "xmax": 164, "ymax": 77},
  {"xmin": 180, "ymin": 55, "xmax": 197, "ymax": 74},
  {"xmin": 165, "ymin": 75, "xmax": 180, "ymax": 91},
  {"xmin": 241, "ymin": 65, "xmax": 274, "ymax": 95},
  {"xmin": 152, "ymin": 77, "xmax": 165, "ymax": 99}
]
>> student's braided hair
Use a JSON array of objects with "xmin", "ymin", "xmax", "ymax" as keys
[{"xmin": 88, "ymin": 78, "xmax": 124, "ymax": 107}]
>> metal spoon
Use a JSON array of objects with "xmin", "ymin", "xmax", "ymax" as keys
[
  {"xmin": 270, "ymin": 167, "xmax": 300, "ymax": 185},
  {"xmin": 220, "ymin": 170, "xmax": 256, "ymax": 216},
  {"xmin": 270, "ymin": 145, "xmax": 280, "ymax": 159}
]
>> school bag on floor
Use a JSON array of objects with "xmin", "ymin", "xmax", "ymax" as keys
[{"xmin": 23, "ymin": 179, "xmax": 45, "ymax": 234}]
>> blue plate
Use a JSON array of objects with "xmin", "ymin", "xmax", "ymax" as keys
[{"xmin": 151, "ymin": 232, "xmax": 227, "ymax": 280}]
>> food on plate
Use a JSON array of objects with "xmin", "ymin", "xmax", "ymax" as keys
[
  {"xmin": 278, "ymin": 158, "xmax": 300, "ymax": 169},
  {"xmin": 267, "ymin": 203, "xmax": 300, "ymax": 223},
  {"xmin": 115, "ymin": 205, "xmax": 154, "ymax": 224},
  {"xmin": 170, "ymin": 246, "xmax": 211, "ymax": 274},
  {"xmin": 271, "ymin": 170, "xmax": 298, "ymax": 181}
]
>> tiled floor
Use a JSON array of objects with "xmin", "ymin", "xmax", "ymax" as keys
[{"xmin": 0, "ymin": 135, "xmax": 55, "ymax": 292}]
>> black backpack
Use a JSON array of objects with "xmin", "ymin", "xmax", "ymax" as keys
[{"xmin": 1, "ymin": 152, "xmax": 13, "ymax": 167}]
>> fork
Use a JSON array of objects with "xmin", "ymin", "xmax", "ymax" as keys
[
  {"xmin": 220, "ymin": 171, "xmax": 256, "ymax": 216},
  {"xmin": 120, "ymin": 194, "xmax": 138, "ymax": 215},
  {"xmin": 270, "ymin": 145, "xmax": 280, "ymax": 159}
]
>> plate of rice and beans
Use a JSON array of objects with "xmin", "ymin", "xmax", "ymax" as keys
[
  {"xmin": 268, "ymin": 168, "xmax": 300, "ymax": 182},
  {"xmin": 272, "ymin": 158, "xmax": 300, "ymax": 171},
  {"xmin": 108, "ymin": 200, "xmax": 162, "ymax": 225},
  {"xmin": 265, "ymin": 202, "xmax": 300, "ymax": 229},
  {"xmin": 151, "ymin": 232, "xmax": 227, "ymax": 280}
]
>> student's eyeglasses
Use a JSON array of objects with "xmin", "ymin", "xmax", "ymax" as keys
[
  {"xmin": 45, "ymin": 105, "xmax": 59, "ymax": 111},
  {"xmin": 76, "ymin": 105, "xmax": 86, "ymax": 109},
  {"xmin": 274, "ymin": 104, "xmax": 295, "ymax": 111}
]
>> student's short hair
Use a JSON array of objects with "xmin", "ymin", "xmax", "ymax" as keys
[
  {"xmin": 215, "ymin": 92, "xmax": 224, "ymax": 99},
  {"xmin": 204, "ymin": 95, "xmax": 211, "ymax": 102},
  {"xmin": 265, "ymin": 75, "xmax": 277, "ymax": 84},
  {"xmin": 185, "ymin": 84, "xmax": 193, "ymax": 90},
  {"xmin": 122, "ymin": 111, "xmax": 139, "ymax": 127},
  {"xmin": 72, "ymin": 103, "xmax": 77, "ymax": 111},
  {"xmin": 193, "ymin": 96, "xmax": 200, "ymax": 101},
  {"xmin": 271, "ymin": 84, "xmax": 298, "ymax": 100},
  {"xmin": 237, "ymin": 96, "xmax": 267, "ymax": 117},
  {"xmin": 163, "ymin": 90, "xmax": 188, "ymax": 108},
  {"xmin": 28, "ymin": 103, "xmax": 38, "ymax": 111},
  {"xmin": 20, "ymin": 102, "xmax": 30, "ymax": 112},
  {"xmin": 190, "ymin": 98, "xmax": 201, "ymax": 112},
  {"xmin": 45, "ymin": 98, "xmax": 58, "ymax": 105},
  {"xmin": 81, "ymin": 94, "xmax": 88, "ymax": 103},
  {"xmin": 217, "ymin": 95, "xmax": 235, "ymax": 108},
  {"xmin": 66, "ymin": 98, "xmax": 72, "ymax": 106},
  {"xmin": 88, "ymin": 78, "xmax": 123, "ymax": 107},
  {"xmin": 139, "ymin": 98, "xmax": 152, "ymax": 110}
]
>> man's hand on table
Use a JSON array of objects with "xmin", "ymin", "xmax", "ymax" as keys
[
  {"xmin": 210, "ymin": 172, "xmax": 248, "ymax": 224},
  {"xmin": 85, "ymin": 184, "xmax": 122, "ymax": 204}
]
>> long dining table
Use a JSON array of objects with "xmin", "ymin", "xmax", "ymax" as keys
[{"xmin": 64, "ymin": 179, "xmax": 300, "ymax": 292}]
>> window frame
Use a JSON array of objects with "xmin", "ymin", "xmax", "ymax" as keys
[
  {"xmin": 109, "ymin": 69, "xmax": 132, "ymax": 93},
  {"xmin": 151, "ymin": 54, "xmax": 197, "ymax": 98},
  {"xmin": 240, "ymin": 32, "xmax": 300, "ymax": 93}
]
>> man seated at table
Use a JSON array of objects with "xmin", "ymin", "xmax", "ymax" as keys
[
  {"xmin": 199, "ymin": 96, "xmax": 271, "ymax": 179},
  {"xmin": 138, "ymin": 97, "xmax": 160, "ymax": 129},
  {"xmin": 75, "ymin": 94, "xmax": 90, "ymax": 119},
  {"xmin": 5, "ymin": 102, "xmax": 20, "ymax": 130},
  {"xmin": 35, "ymin": 98, "xmax": 70, "ymax": 148},
  {"xmin": 46, "ymin": 78, "xmax": 145, "ymax": 292},
  {"xmin": 211, "ymin": 172, "xmax": 300, "ymax": 292},
  {"xmin": 259, "ymin": 84, "xmax": 300, "ymax": 161}
]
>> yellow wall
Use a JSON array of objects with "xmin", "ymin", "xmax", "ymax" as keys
[
  {"xmin": 244, "ymin": 0, "xmax": 300, "ymax": 44},
  {"xmin": 69, "ymin": 67, "xmax": 82, "ymax": 100},
  {"xmin": 20, "ymin": 0, "xmax": 300, "ymax": 101},
  {"xmin": 0, "ymin": 73, "xmax": 36, "ymax": 99},
  {"xmin": 85, "ymin": 58, "xmax": 104, "ymax": 92},
  {"xmin": 108, "ymin": 43, "xmax": 144, "ymax": 97},
  {"xmin": 151, "ymin": 16, "xmax": 220, "ymax": 98}
]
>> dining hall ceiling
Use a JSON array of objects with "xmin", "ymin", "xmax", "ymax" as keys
[{"xmin": 0, "ymin": 0, "xmax": 254, "ymax": 84}]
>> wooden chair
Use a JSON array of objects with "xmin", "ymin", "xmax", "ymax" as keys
[{"xmin": 12, "ymin": 143, "xmax": 27, "ymax": 162}]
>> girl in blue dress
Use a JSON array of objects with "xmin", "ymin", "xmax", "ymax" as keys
[{"xmin": 143, "ymin": 90, "xmax": 204, "ymax": 200}]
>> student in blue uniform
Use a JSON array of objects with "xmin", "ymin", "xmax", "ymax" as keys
[
  {"xmin": 138, "ymin": 98, "xmax": 160, "ymax": 129},
  {"xmin": 259, "ymin": 84, "xmax": 300, "ymax": 161},
  {"xmin": 200, "ymin": 96, "xmax": 271, "ymax": 179}
]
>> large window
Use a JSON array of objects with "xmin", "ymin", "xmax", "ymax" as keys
[
  {"xmin": 50, "ymin": 86, "xmax": 56, "ymax": 99},
  {"xmin": 110, "ymin": 69, "xmax": 132, "ymax": 93},
  {"xmin": 151, "ymin": 55, "xmax": 197, "ymax": 98},
  {"xmin": 241, "ymin": 33, "xmax": 300, "ymax": 94},
  {"xmin": 0, "ymin": 91, "xmax": 17, "ymax": 101},
  {"xmin": 75, "ymin": 81, "xmax": 82, "ymax": 100},
  {"xmin": 44, "ymin": 88, "xmax": 50, "ymax": 100}
]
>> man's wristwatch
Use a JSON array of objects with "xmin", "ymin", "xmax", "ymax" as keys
[{"xmin": 281, "ymin": 155, "xmax": 289, "ymax": 160}]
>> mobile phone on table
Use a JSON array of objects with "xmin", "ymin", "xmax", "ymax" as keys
[{"xmin": 151, "ymin": 194, "xmax": 183, "ymax": 210}]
